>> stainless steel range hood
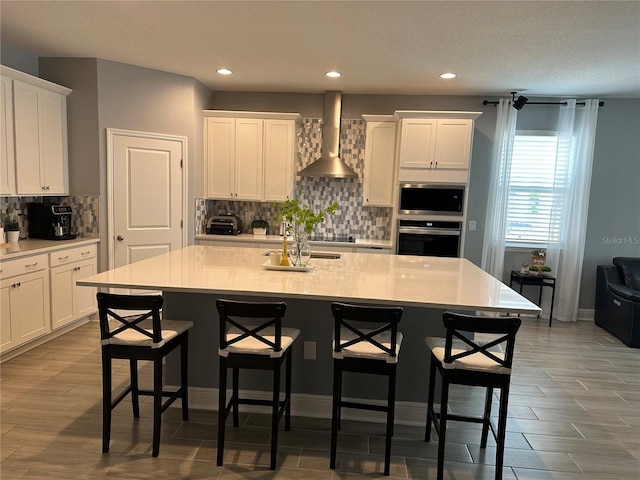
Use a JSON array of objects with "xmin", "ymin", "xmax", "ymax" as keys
[{"xmin": 298, "ymin": 91, "xmax": 358, "ymax": 178}]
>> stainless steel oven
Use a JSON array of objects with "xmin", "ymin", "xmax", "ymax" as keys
[
  {"xmin": 396, "ymin": 219, "xmax": 462, "ymax": 257},
  {"xmin": 399, "ymin": 184, "xmax": 464, "ymax": 216}
]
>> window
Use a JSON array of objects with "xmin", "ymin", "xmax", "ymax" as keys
[{"xmin": 505, "ymin": 132, "xmax": 569, "ymax": 246}]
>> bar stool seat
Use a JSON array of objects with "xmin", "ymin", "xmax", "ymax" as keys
[
  {"xmin": 329, "ymin": 302, "xmax": 403, "ymax": 477},
  {"xmin": 216, "ymin": 299, "xmax": 299, "ymax": 471},
  {"xmin": 97, "ymin": 292, "xmax": 192, "ymax": 457}
]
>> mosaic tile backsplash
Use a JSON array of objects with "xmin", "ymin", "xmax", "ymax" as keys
[
  {"xmin": 198, "ymin": 118, "xmax": 392, "ymax": 240},
  {"xmin": 0, "ymin": 195, "xmax": 99, "ymax": 240}
]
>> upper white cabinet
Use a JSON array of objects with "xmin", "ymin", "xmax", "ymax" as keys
[
  {"xmin": 204, "ymin": 111, "xmax": 299, "ymax": 202},
  {"xmin": 395, "ymin": 111, "xmax": 481, "ymax": 183},
  {"xmin": 362, "ymin": 115, "xmax": 397, "ymax": 207},
  {"xmin": 0, "ymin": 76, "xmax": 16, "ymax": 196},
  {"xmin": 1, "ymin": 66, "xmax": 71, "ymax": 196}
]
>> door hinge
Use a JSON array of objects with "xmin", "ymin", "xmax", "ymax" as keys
[
  {"xmin": 180, "ymin": 220, "xmax": 183, "ymax": 228},
  {"xmin": 180, "ymin": 159, "xmax": 183, "ymax": 168}
]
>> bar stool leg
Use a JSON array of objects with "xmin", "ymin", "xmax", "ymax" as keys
[
  {"xmin": 384, "ymin": 365, "xmax": 396, "ymax": 476},
  {"xmin": 130, "ymin": 358, "xmax": 140, "ymax": 418},
  {"xmin": 330, "ymin": 361, "xmax": 342, "ymax": 469},
  {"xmin": 270, "ymin": 359, "xmax": 281, "ymax": 470},
  {"xmin": 481, "ymin": 387, "xmax": 494, "ymax": 448},
  {"xmin": 152, "ymin": 357, "xmax": 163, "ymax": 457},
  {"xmin": 495, "ymin": 384, "xmax": 510, "ymax": 480},
  {"xmin": 217, "ymin": 357, "xmax": 227, "ymax": 466},
  {"xmin": 436, "ymin": 378, "xmax": 449, "ymax": 480},
  {"xmin": 425, "ymin": 354, "xmax": 437, "ymax": 442},
  {"xmin": 232, "ymin": 367, "xmax": 240, "ymax": 427},
  {"xmin": 101, "ymin": 350, "xmax": 112, "ymax": 453}
]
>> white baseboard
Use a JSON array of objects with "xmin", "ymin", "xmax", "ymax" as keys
[
  {"xmin": 577, "ymin": 308, "xmax": 594, "ymax": 322},
  {"xmin": 176, "ymin": 386, "xmax": 428, "ymax": 427}
]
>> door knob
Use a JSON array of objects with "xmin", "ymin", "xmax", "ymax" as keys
[{"xmin": 117, "ymin": 235, "xmax": 124, "ymax": 241}]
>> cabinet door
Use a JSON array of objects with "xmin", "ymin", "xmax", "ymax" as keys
[
  {"xmin": 364, "ymin": 121, "xmax": 397, "ymax": 206},
  {"xmin": 264, "ymin": 119, "xmax": 295, "ymax": 201},
  {"xmin": 234, "ymin": 118, "xmax": 263, "ymax": 200},
  {"xmin": 398, "ymin": 119, "xmax": 436, "ymax": 169},
  {"xmin": 39, "ymin": 89, "xmax": 68, "ymax": 194},
  {"xmin": 73, "ymin": 260, "xmax": 97, "ymax": 320},
  {"xmin": 0, "ymin": 280, "xmax": 14, "ymax": 353},
  {"xmin": 13, "ymin": 80, "xmax": 43, "ymax": 194},
  {"xmin": 204, "ymin": 117, "xmax": 235, "ymax": 199},
  {"xmin": 433, "ymin": 119, "xmax": 473, "ymax": 169},
  {"xmin": 11, "ymin": 270, "xmax": 50, "ymax": 346},
  {"xmin": 0, "ymin": 76, "xmax": 16, "ymax": 196},
  {"xmin": 50, "ymin": 263, "xmax": 74, "ymax": 328}
]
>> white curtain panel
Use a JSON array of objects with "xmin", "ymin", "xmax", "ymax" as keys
[
  {"xmin": 481, "ymin": 99, "xmax": 518, "ymax": 281},
  {"xmin": 546, "ymin": 99, "xmax": 599, "ymax": 322}
]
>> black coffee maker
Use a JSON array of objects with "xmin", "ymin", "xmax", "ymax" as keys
[{"xmin": 28, "ymin": 203, "xmax": 76, "ymax": 240}]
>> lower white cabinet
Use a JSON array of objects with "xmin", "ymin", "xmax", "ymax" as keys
[
  {"xmin": 0, "ymin": 254, "xmax": 51, "ymax": 354},
  {"xmin": 50, "ymin": 244, "xmax": 97, "ymax": 329}
]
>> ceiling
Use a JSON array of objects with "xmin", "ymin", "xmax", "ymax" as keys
[{"xmin": 1, "ymin": 1, "xmax": 639, "ymax": 98}]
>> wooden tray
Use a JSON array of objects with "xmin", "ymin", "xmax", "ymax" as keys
[{"xmin": 262, "ymin": 260, "xmax": 314, "ymax": 272}]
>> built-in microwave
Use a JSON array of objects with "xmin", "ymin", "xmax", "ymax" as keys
[{"xmin": 398, "ymin": 184, "xmax": 465, "ymax": 216}]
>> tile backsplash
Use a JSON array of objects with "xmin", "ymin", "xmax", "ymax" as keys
[
  {"xmin": 198, "ymin": 118, "xmax": 392, "ymax": 241},
  {"xmin": 0, "ymin": 195, "xmax": 99, "ymax": 239}
]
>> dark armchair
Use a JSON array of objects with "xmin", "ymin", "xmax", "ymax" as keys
[{"xmin": 595, "ymin": 257, "xmax": 640, "ymax": 348}]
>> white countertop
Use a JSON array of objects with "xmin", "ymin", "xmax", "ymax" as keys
[
  {"xmin": 78, "ymin": 245, "xmax": 540, "ymax": 314},
  {"xmin": 0, "ymin": 237, "xmax": 100, "ymax": 260},
  {"xmin": 195, "ymin": 233, "xmax": 392, "ymax": 249}
]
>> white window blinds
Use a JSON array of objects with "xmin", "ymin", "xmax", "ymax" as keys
[{"xmin": 505, "ymin": 133, "xmax": 568, "ymax": 246}]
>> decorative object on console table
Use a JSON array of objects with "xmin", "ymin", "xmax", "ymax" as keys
[
  {"xmin": 528, "ymin": 265, "xmax": 540, "ymax": 277},
  {"xmin": 530, "ymin": 249, "xmax": 546, "ymax": 267},
  {"xmin": 2, "ymin": 206, "xmax": 20, "ymax": 242},
  {"xmin": 274, "ymin": 199, "xmax": 339, "ymax": 267}
]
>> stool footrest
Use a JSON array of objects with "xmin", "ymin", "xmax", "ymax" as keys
[
  {"xmin": 429, "ymin": 409, "xmax": 497, "ymax": 441},
  {"xmin": 341, "ymin": 400, "xmax": 389, "ymax": 413}
]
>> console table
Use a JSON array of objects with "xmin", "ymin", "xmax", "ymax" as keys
[{"xmin": 509, "ymin": 270, "xmax": 556, "ymax": 326}]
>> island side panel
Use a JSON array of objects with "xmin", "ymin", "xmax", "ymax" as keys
[{"xmin": 163, "ymin": 291, "xmax": 449, "ymax": 403}]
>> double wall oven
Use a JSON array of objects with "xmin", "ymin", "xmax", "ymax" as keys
[{"xmin": 396, "ymin": 184, "xmax": 465, "ymax": 257}]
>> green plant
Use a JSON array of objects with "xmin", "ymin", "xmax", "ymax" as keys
[
  {"xmin": 540, "ymin": 265, "xmax": 552, "ymax": 272},
  {"xmin": 273, "ymin": 199, "xmax": 339, "ymax": 234},
  {"xmin": 1, "ymin": 207, "xmax": 19, "ymax": 231},
  {"xmin": 251, "ymin": 219, "xmax": 269, "ymax": 229},
  {"xmin": 529, "ymin": 265, "xmax": 540, "ymax": 272}
]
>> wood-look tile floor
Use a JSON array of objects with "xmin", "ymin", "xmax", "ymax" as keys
[{"xmin": 1, "ymin": 319, "xmax": 639, "ymax": 479}]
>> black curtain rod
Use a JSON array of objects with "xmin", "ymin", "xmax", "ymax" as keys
[{"xmin": 482, "ymin": 100, "xmax": 605, "ymax": 107}]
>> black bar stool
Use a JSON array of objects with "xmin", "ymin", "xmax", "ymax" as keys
[
  {"xmin": 216, "ymin": 299, "xmax": 299, "ymax": 470},
  {"xmin": 97, "ymin": 292, "xmax": 192, "ymax": 457},
  {"xmin": 424, "ymin": 312, "xmax": 521, "ymax": 480},
  {"xmin": 329, "ymin": 302, "xmax": 403, "ymax": 477}
]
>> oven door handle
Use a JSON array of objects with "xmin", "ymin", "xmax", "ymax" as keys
[{"xmin": 398, "ymin": 227, "xmax": 461, "ymax": 236}]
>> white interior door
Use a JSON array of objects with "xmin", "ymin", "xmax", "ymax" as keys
[{"xmin": 108, "ymin": 129, "xmax": 186, "ymax": 294}]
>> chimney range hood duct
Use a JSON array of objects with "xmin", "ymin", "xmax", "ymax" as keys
[{"xmin": 298, "ymin": 91, "xmax": 358, "ymax": 178}]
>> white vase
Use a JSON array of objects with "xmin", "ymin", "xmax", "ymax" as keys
[{"xmin": 7, "ymin": 230, "xmax": 19, "ymax": 243}]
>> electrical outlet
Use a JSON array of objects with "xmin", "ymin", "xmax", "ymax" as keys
[
  {"xmin": 468, "ymin": 220, "xmax": 476, "ymax": 231},
  {"xmin": 376, "ymin": 217, "xmax": 383, "ymax": 227},
  {"xmin": 83, "ymin": 210, "xmax": 92, "ymax": 224},
  {"xmin": 303, "ymin": 341, "xmax": 316, "ymax": 360}
]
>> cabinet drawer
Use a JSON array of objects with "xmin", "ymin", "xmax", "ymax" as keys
[
  {"xmin": 49, "ymin": 244, "xmax": 97, "ymax": 267},
  {"xmin": 0, "ymin": 253, "xmax": 49, "ymax": 279}
]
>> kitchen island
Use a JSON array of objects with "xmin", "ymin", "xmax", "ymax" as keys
[{"xmin": 78, "ymin": 245, "xmax": 539, "ymax": 418}]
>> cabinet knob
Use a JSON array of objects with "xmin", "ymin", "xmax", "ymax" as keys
[{"xmin": 117, "ymin": 235, "xmax": 125, "ymax": 241}]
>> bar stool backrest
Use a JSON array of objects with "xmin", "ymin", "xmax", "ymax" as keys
[
  {"xmin": 217, "ymin": 299, "xmax": 287, "ymax": 353},
  {"xmin": 97, "ymin": 292, "xmax": 164, "ymax": 346},
  {"xmin": 442, "ymin": 312, "xmax": 521, "ymax": 371},
  {"xmin": 331, "ymin": 302, "xmax": 403, "ymax": 358}
]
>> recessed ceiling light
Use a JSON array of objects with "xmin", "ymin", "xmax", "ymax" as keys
[
  {"xmin": 440, "ymin": 72, "xmax": 457, "ymax": 79},
  {"xmin": 325, "ymin": 71, "xmax": 341, "ymax": 78},
  {"xmin": 217, "ymin": 68, "xmax": 233, "ymax": 75}
]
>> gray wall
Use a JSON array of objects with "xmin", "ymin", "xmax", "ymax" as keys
[{"xmin": 0, "ymin": 39, "xmax": 39, "ymax": 76}]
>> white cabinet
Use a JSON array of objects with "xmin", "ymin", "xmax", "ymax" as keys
[
  {"xmin": 395, "ymin": 111, "xmax": 481, "ymax": 183},
  {"xmin": 50, "ymin": 244, "xmax": 97, "ymax": 330},
  {"xmin": 263, "ymin": 119, "xmax": 296, "ymax": 201},
  {"xmin": 362, "ymin": 116, "xmax": 397, "ymax": 207},
  {"xmin": 1, "ymin": 66, "xmax": 71, "ymax": 197},
  {"xmin": 204, "ymin": 111, "xmax": 299, "ymax": 201},
  {"xmin": 0, "ymin": 254, "xmax": 51, "ymax": 354},
  {"xmin": 0, "ymin": 76, "xmax": 16, "ymax": 196}
]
